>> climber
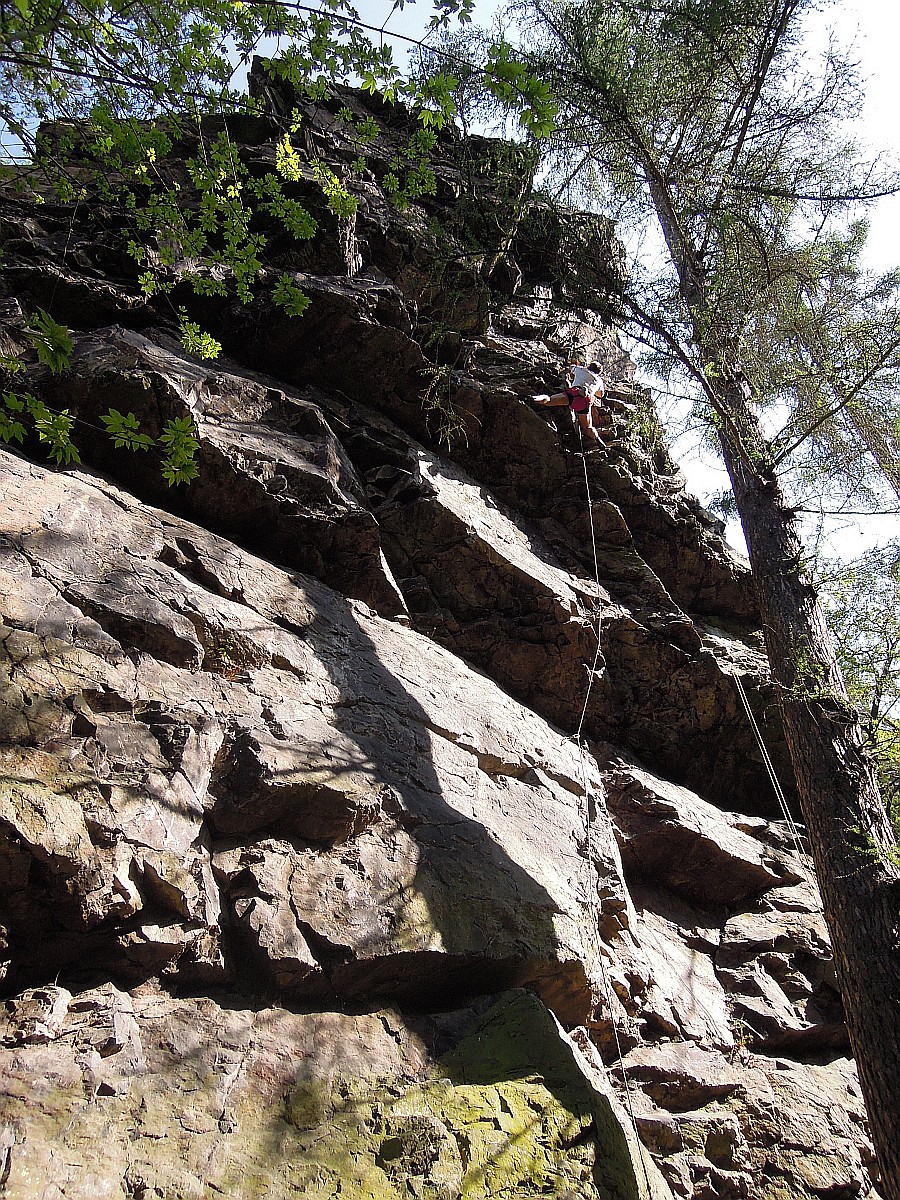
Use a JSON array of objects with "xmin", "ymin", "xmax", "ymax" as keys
[{"xmin": 532, "ymin": 360, "xmax": 605, "ymax": 450}]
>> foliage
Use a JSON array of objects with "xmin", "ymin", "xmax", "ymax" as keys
[
  {"xmin": 1, "ymin": 373, "xmax": 200, "ymax": 485},
  {"xmin": 23, "ymin": 308, "xmax": 74, "ymax": 373},
  {"xmin": 0, "ymin": 0, "xmax": 556, "ymax": 483},
  {"xmin": 99, "ymin": 408, "xmax": 155, "ymax": 452},
  {"xmin": 421, "ymin": 362, "xmax": 469, "ymax": 447},
  {"xmin": 483, "ymin": 41, "xmax": 557, "ymax": 138},
  {"xmin": 624, "ymin": 390, "xmax": 669, "ymax": 462},
  {"xmin": 1, "ymin": 390, "xmax": 79, "ymax": 464},
  {"xmin": 819, "ymin": 543, "xmax": 900, "ymax": 823},
  {"xmin": 2, "ymin": 0, "xmax": 437, "ymax": 146},
  {"xmin": 178, "ymin": 309, "xmax": 222, "ymax": 361},
  {"xmin": 272, "ymin": 273, "xmax": 311, "ymax": 318},
  {"xmin": 158, "ymin": 414, "xmax": 201, "ymax": 484},
  {"xmin": 2, "ymin": 0, "xmax": 554, "ymax": 301},
  {"xmin": 462, "ymin": 0, "xmax": 899, "ymax": 518},
  {"xmin": 0, "ymin": 300, "xmax": 205, "ymax": 480},
  {"xmin": 310, "ymin": 157, "xmax": 359, "ymax": 219},
  {"xmin": 27, "ymin": 394, "xmax": 81, "ymax": 464},
  {"xmin": 380, "ymin": 126, "xmax": 439, "ymax": 209},
  {"xmin": 747, "ymin": 224, "xmax": 900, "ymax": 509}
]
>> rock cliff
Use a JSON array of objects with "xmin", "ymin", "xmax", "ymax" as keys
[{"xmin": 0, "ymin": 71, "xmax": 881, "ymax": 1199}]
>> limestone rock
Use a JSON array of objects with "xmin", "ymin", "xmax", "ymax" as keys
[
  {"xmin": 611, "ymin": 1043, "xmax": 879, "ymax": 1199},
  {"xmin": 629, "ymin": 891, "xmax": 733, "ymax": 1051},
  {"xmin": 2, "ymin": 985, "xmax": 72, "ymax": 1045}
]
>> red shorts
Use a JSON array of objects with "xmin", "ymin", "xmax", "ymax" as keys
[{"xmin": 565, "ymin": 387, "xmax": 590, "ymax": 414}]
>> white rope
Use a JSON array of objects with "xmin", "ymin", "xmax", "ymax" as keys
[
  {"xmin": 580, "ymin": 449, "xmax": 602, "ymax": 612},
  {"xmin": 733, "ymin": 672, "xmax": 807, "ymax": 862},
  {"xmin": 570, "ymin": 428, "xmax": 655, "ymax": 1198},
  {"xmin": 734, "ymin": 672, "xmax": 806, "ymax": 859},
  {"xmin": 595, "ymin": 951, "xmax": 656, "ymax": 1195},
  {"xmin": 568, "ymin": 427, "xmax": 804, "ymax": 1191},
  {"xmin": 574, "ymin": 434, "xmax": 604, "ymax": 745}
]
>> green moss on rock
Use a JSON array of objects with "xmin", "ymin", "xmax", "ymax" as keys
[{"xmin": 0, "ymin": 992, "xmax": 668, "ymax": 1200}]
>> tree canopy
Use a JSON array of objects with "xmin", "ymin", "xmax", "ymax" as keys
[{"xmin": 820, "ymin": 540, "xmax": 900, "ymax": 812}]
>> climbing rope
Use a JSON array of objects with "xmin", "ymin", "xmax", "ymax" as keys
[
  {"xmin": 574, "ymin": 443, "xmax": 604, "ymax": 747},
  {"xmin": 570, "ymin": 425, "xmax": 655, "ymax": 1198},
  {"xmin": 568, "ymin": 423, "xmax": 812, "ymax": 1191},
  {"xmin": 595, "ymin": 950, "xmax": 656, "ymax": 1193},
  {"xmin": 733, "ymin": 672, "xmax": 807, "ymax": 863}
]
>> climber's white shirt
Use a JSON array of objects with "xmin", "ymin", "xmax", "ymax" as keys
[{"xmin": 569, "ymin": 365, "xmax": 602, "ymax": 395}]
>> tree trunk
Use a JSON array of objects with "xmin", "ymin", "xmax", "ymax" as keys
[{"xmin": 719, "ymin": 390, "xmax": 900, "ymax": 1198}]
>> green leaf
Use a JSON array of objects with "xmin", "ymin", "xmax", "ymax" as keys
[
  {"xmin": 272, "ymin": 274, "xmax": 311, "ymax": 317},
  {"xmin": 100, "ymin": 408, "xmax": 154, "ymax": 451},
  {"xmin": 25, "ymin": 310, "xmax": 73, "ymax": 374},
  {"xmin": 159, "ymin": 414, "xmax": 200, "ymax": 485},
  {"xmin": 178, "ymin": 310, "xmax": 221, "ymax": 361},
  {"xmin": 275, "ymin": 135, "xmax": 304, "ymax": 182},
  {"xmin": 311, "ymin": 159, "xmax": 358, "ymax": 218},
  {"xmin": 0, "ymin": 413, "xmax": 26, "ymax": 444},
  {"xmin": 31, "ymin": 406, "xmax": 80, "ymax": 465}
]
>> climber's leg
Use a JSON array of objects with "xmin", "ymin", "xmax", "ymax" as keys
[{"xmin": 576, "ymin": 410, "xmax": 601, "ymax": 445}]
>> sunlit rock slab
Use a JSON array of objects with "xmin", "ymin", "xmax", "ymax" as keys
[{"xmin": 0, "ymin": 451, "xmax": 624, "ymax": 1019}]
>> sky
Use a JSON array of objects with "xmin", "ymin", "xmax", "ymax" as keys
[
  {"xmin": 367, "ymin": 0, "xmax": 900, "ymax": 271},
  {"xmin": 825, "ymin": 0, "xmax": 900, "ymax": 271},
  {"xmin": 365, "ymin": 0, "xmax": 900, "ymax": 558}
]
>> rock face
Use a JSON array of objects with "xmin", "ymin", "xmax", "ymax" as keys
[{"xmin": 0, "ymin": 71, "xmax": 881, "ymax": 1199}]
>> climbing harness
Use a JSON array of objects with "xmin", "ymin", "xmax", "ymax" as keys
[{"xmin": 566, "ymin": 386, "xmax": 592, "ymax": 414}]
